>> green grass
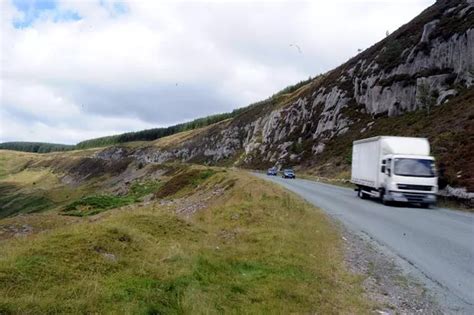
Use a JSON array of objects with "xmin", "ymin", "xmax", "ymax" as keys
[
  {"xmin": 129, "ymin": 180, "xmax": 162, "ymax": 197},
  {"xmin": 190, "ymin": 169, "xmax": 216, "ymax": 186},
  {"xmin": 155, "ymin": 169, "xmax": 217, "ymax": 198},
  {"xmin": 0, "ymin": 171, "xmax": 370, "ymax": 314},
  {"xmin": 62, "ymin": 180, "xmax": 163, "ymax": 217},
  {"xmin": 0, "ymin": 182, "xmax": 55, "ymax": 219},
  {"xmin": 62, "ymin": 195, "xmax": 137, "ymax": 217}
]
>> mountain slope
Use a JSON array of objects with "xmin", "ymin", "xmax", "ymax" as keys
[
  {"xmin": 1, "ymin": 1, "xmax": 472, "ymax": 192},
  {"xmin": 88, "ymin": 0, "xmax": 473, "ymax": 192}
]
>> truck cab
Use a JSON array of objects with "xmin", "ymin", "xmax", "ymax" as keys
[
  {"xmin": 351, "ymin": 136, "xmax": 438, "ymax": 208},
  {"xmin": 380, "ymin": 154, "xmax": 437, "ymax": 206}
]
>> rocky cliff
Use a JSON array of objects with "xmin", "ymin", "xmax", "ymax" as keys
[{"xmin": 95, "ymin": 0, "xmax": 474, "ymax": 191}]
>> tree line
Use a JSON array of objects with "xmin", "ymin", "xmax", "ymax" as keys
[{"xmin": 0, "ymin": 142, "xmax": 75, "ymax": 153}]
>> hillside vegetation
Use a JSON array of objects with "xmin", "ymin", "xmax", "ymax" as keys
[{"xmin": 0, "ymin": 150, "xmax": 370, "ymax": 313}]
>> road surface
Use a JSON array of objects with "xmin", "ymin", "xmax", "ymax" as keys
[{"xmin": 255, "ymin": 174, "xmax": 474, "ymax": 314}]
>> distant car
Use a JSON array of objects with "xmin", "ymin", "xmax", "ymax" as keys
[
  {"xmin": 282, "ymin": 169, "xmax": 295, "ymax": 179},
  {"xmin": 267, "ymin": 167, "xmax": 278, "ymax": 176}
]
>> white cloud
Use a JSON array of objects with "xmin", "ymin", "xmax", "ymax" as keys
[{"xmin": 0, "ymin": 0, "xmax": 434, "ymax": 144}]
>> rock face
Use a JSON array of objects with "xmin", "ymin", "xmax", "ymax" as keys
[{"xmin": 95, "ymin": 0, "xmax": 473, "ymax": 191}]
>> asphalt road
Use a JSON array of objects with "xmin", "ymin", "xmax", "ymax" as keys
[{"xmin": 255, "ymin": 174, "xmax": 474, "ymax": 314}]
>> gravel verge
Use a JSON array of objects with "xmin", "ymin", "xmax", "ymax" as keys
[{"xmin": 342, "ymin": 227, "xmax": 443, "ymax": 314}]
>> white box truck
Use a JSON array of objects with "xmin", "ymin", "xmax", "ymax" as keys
[{"xmin": 351, "ymin": 136, "xmax": 438, "ymax": 207}]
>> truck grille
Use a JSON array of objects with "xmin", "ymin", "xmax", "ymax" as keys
[
  {"xmin": 397, "ymin": 184, "xmax": 432, "ymax": 191},
  {"xmin": 404, "ymin": 193, "xmax": 428, "ymax": 202}
]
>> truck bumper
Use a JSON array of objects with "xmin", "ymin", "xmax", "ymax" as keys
[{"xmin": 386, "ymin": 191, "xmax": 437, "ymax": 204}]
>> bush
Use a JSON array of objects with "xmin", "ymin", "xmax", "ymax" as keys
[
  {"xmin": 63, "ymin": 195, "xmax": 136, "ymax": 217},
  {"xmin": 377, "ymin": 40, "xmax": 404, "ymax": 70},
  {"xmin": 417, "ymin": 82, "xmax": 437, "ymax": 113},
  {"xmin": 155, "ymin": 169, "xmax": 216, "ymax": 198},
  {"xmin": 62, "ymin": 180, "xmax": 161, "ymax": 217}
]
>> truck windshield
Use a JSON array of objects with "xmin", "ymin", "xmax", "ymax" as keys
[{"xmin": 393, "ymin": 158, "xmax": 435, "ymax": 177}]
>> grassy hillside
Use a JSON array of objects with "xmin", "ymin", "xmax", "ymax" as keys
[
  {"xmin": 0, "ymin": 153, "xmax": 370, "ymax": 313},
  {"xmin": 0, "ymin": 150, "xmax": 109, "ymax": 219}
]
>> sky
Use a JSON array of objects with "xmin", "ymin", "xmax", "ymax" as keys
[{"xmin": 0, "ymin": 0, "xmax": 434, "ymax": 144}]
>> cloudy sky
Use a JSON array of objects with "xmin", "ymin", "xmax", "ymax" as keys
[{"xmin": 1, "ymin": 0, "xmax": 434, "ymax": 144}]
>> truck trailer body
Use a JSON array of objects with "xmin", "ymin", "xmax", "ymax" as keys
[{"xmin": 351, "ymin": 136, "xmax": 438, "ymax": 206}]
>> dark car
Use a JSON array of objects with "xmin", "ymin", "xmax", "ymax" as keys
[
  {"xmin": 282, "ymin": 169, "xmax": 295, "ymax": 179},
  {"xmin": 267, "ymin": 167, "xmax": 278, "ymax": 176}
]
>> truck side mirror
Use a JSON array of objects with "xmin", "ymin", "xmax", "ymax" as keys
[
  {"xmin": 387, "ymin": 169, "xmax": 391, "ymax": 177},
  {"xmin": 381, "ymin": 165, "xmax": 385, "ymax": 173}
]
